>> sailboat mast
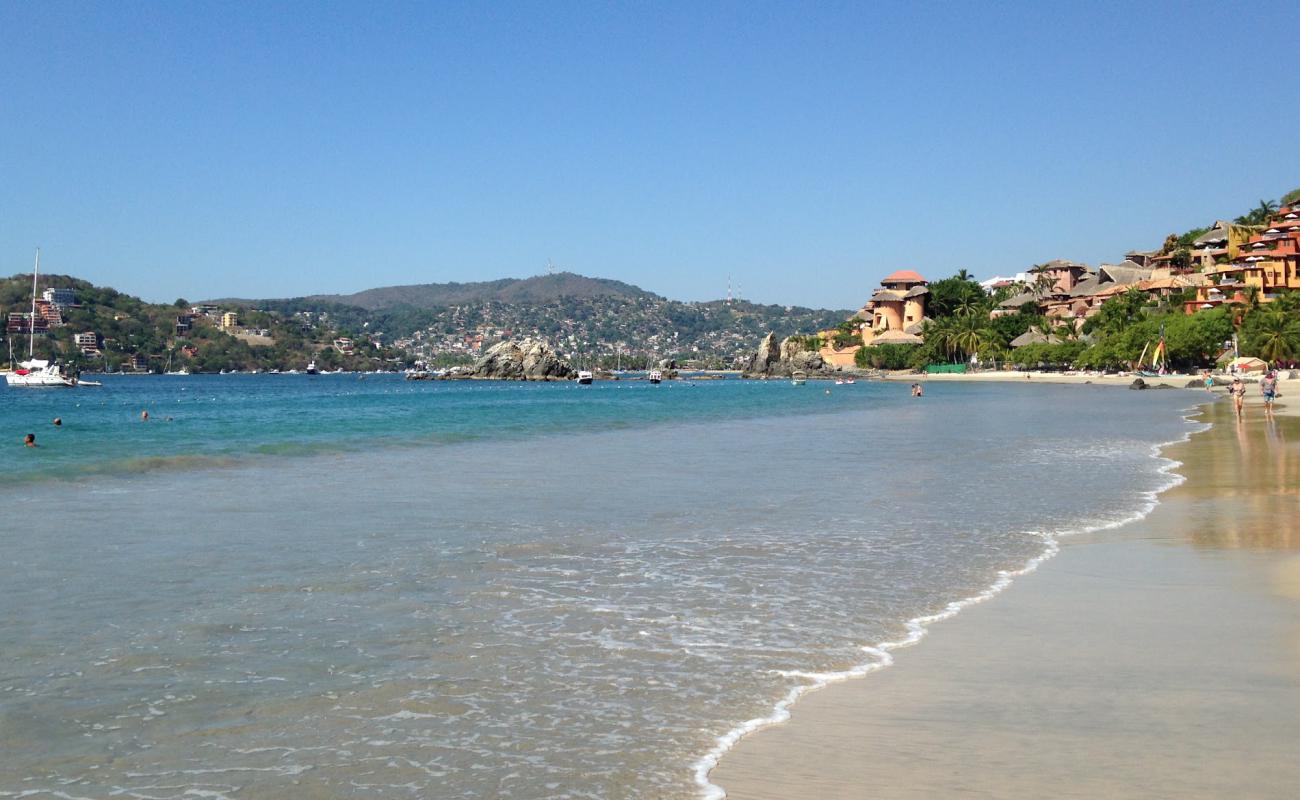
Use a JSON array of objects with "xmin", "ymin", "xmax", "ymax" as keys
[{"xmin": 29, "ymin": 249, "xmax": 40, "ymax": 359}]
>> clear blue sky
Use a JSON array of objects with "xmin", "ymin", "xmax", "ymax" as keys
[{"xmin": 2, "ymin": 1, "xmax": 1295, "ymax": 309}]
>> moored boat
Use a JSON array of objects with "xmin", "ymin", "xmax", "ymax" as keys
[
  {"xmin": 576, "ymin": 370, "xmax": 594, "ymax": 385},
  {"xmin": 648, "ymin": 370, "xmax": 663, "ymax": 384},
  {"xmin": 5, "ymin": 251, "xmax": 79, "ymax": 388},
  {"xmin": 791, "ymin": 371, "xmax": 807, "ymax": 386}
]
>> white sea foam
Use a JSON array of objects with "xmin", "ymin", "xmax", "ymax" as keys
[{"xmin": 692, "ymin": 403, "xmax": 1211, "ymax": 799}]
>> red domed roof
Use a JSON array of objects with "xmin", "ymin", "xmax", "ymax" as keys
[{"xmin": 883, "ymin": 270, "xmax": 926, "ymax": 284}]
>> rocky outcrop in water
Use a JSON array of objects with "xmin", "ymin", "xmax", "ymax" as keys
[
  {"xmin": 469, "ymin": 339, "xmax": 575, "ymax": 380},
  {"xmin": 742, "ymin": 333, "xmax": 832, "ymax": 378}
]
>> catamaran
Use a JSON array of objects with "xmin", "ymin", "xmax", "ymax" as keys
[{"xmin": 5, "ymin": 251, "xmax": 78, "ymax": 388}]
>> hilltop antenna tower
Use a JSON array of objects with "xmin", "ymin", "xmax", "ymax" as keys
[
  {"xmin": 546, "ymin": 258, "xmax": 557, "ymax": 276},
  {"xmin": 726, "ymin": 274, "xmax": 732, "ymax": 305}
]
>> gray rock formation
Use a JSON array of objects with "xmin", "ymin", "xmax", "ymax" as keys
[
  {"xmin": 470, "ymin": 338, "xmax": 575, "ymax": 380},
  {"xmin": 742, "ymin": 333, "xmax": 782, "ymax": 376},
  {"xmin": 743, "ymin": 333, "xmax": 830, "ymax": 378},
  {"xmin": 1129, "ymin": 378, "xmax": 1147, "ymax": 390}
]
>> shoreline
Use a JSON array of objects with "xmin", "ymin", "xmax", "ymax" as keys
[{"xmin": 708, "ymin": 397, "xmax": 1300, "ymax": 797}]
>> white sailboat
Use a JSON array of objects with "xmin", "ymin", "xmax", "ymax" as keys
[{"xmin": 6, "ymin": 251, "xmax": 77, "ymax": 388}]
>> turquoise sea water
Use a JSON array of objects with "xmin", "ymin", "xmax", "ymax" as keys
[
  {"xmin": 1, "ymin": 374, "xmax": 874, "ymax": 482},
  {"xmin": 0, "ymin": 376, "xmax": 1200, "ymax": 799}
]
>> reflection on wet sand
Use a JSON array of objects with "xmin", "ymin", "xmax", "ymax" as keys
[{"xmin": 1165, "ymin": 402, "xmax": 1300, "ymax": 550}]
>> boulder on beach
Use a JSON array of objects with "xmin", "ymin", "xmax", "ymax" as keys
[
  {"xmin": 743, "ymin": 333, "xmax": 831, "ymax": 378},
  {"xmin": 1129, "ymin": 378, "xmax": 1147, "ymax": 390},
  {"xmin": 469, "ymin": 339, "xmax": 575, "ymax": 381}
]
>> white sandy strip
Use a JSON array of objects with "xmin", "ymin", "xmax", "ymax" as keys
[{"xmin": 691, "ymin": 404, "xmax": 1210, "ymax": 799}]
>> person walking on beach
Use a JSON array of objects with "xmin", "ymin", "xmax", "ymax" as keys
[
  {"xmin": 1204, "ymin": 371, "xmax": 1215, "ymax": 392},
  {"xmin": 1260, "ymin": 371, "xmax": 1279, "ymax": 416},
  {"xmin": 1230, "ymin": 377, "xmax": 1246, "ymax": 418}
]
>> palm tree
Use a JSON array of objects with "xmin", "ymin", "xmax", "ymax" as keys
[
  {"xmin": 1235, "ymin": 199, "xmax": 1279, "ymax": 226},
  {"xmin": 922, "ymin": 317, "xmax": 956, "ymax": 362},
  {"xmin": 1252, "ymin": 311, "xmax": 1300, "ymax": 364},
  {"xmin": 953, "ymin": 286, "xmax": 986, "ymax": 317},
  {"xmin": 1027, "ymin": 270, "xmax": 1056, "ymax": 299},
  {"xmin": 1054, "ymin": 319, "xmax": 1078, "ymax": 341},
  {"xmin": 956, "ymin": 268, "xmax": 972, "ymax": 281},
  {"xmin": 951, "ymin": 311, "xmax": 995, "ymax": 361}
]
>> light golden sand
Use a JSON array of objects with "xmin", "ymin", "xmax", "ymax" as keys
[
  {"xmin": 884, "ymin": 369, "xmax": 1300, "ymax": 418},
  {"xmin": 710, "ymin": 400, "xmax": 1300, "ymax": 799}
]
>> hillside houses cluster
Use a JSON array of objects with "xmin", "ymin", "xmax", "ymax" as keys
[
  {"xmin": 5, "ymin": 286, "xmax": 76, "ymax": 335},
  {"xmin": 817, "ymin": 200, "xmax": 1300, "ymax": 363}
]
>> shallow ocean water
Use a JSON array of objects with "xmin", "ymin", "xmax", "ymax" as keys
[{"xmin": 0, "ymin": 376, "xmax": 1197, "ymax": 798}]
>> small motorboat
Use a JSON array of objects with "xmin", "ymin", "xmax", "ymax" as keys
[
  {"xmin": 648, "ymin": 370, "xmax": 663, "ymax": 384},
  {"xmin": 576, "ymin": 370, "xmax": 594, "ymax": 385},
  {"xmin": 791, "ymin": 371, "xmax": 807, "ymax": 386}
]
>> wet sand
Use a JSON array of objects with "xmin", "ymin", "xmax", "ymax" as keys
[{"xmin": 711, "ymin": 399, "xmax": 1300, "ymax": 799}]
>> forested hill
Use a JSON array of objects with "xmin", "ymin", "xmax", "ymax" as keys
[
  {"xmin": 216, "ymin": 272, "xmax": 851, "ymax": 364},
  {"xmin": 216, "ymin": 272, "xmax": 657, "ymax": 312},
  {"xmin": 1, "ymin": 273, "xmax": 403, "ymax": 373}
]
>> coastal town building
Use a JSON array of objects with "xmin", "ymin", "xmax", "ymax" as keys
[
  {"xmin": 813, "ymin": 270, "xmax": 931, "ymax": 367},
  {"xmin": 860, "ymin": 270, "xmax": 929, "ymax": 343},
  {"xmin": 991, "ymin": 259, "xmax": 1207, "ymax": 330},
  {"xmin": 74, "ymin": 331, "xmax": 100, "ymax": 355},
  {"xmin": 6, "ymin": 311, "xmax": 48, "ymax": 335},
  {"xmin": 41, "ymin": 287, "xmax": 76, "ymax": 308},
  {"xmin": 219, "ymin": 311, "xmax": 239, "ymax": 331},
  {"xmin": 1191, "ymin": 205, "xmax": 1300, "ymax": 311},
  {"xmin": 1031, "ymin": 259, "xmax": 1093, "ymax": 295},
  {"xmin": 1189, "ymin": 220, "xmax": 1233, "ymax": 270}
]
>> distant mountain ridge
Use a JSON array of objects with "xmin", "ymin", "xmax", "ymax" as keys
[
  {"xmin": 217, "ymin": 272, "xmax": 658, "ymax": 311},
  {"xmin": 210, "ymin": 271, "xmax": 851, "ymax": 365}
]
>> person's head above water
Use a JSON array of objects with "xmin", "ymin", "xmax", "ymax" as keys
[{"xmin": 24, "ymin": 433, "xmax": 36, "ymax": 447}]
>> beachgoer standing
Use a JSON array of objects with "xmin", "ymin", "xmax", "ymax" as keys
[{"xmin": 1204, "ymin": 371, "xmax": 1214, "ymax": 392}]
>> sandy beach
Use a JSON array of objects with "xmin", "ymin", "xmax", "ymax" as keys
[
  {"xmin": 883, "ymin": 367, "xmax": 1300, "ymax": 400},
  {"xmin": 710, "ymin": 395, "xmax": 1300, "ymax": 798}
]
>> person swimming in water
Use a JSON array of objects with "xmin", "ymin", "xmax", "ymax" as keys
[{"xmin": 24, "ymin": 433, "xmax": 37, "ymax": 447}]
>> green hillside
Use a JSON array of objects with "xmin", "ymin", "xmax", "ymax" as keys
[
  {"xmin": 223, "ymin": 273, "xmax": 850, "ymax": 367},
  {"xmin": 1, "ymin": 274, "xmax": 405, "ymax": 373}
]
